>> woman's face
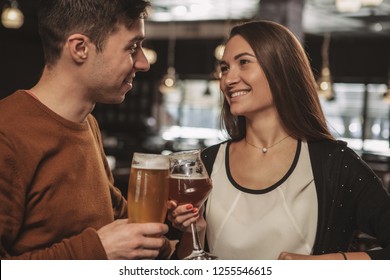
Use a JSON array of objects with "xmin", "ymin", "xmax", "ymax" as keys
[{"xmin": 219, "ymin": 35, "xmax": 275, "ymax": 118}]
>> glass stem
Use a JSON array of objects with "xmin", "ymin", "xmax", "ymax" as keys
[{"xmin": 190, "ymin": 222, "xmax": 203, "ymax": 252}]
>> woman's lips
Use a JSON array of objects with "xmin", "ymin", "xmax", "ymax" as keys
[{"xmin": 231, "ymin": 90, "xmax": 250, "ymax": 98}]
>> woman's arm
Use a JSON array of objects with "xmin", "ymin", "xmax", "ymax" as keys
[{"xmin": 278, "ymin": 251, "xmax": 370, "ymax": 260}]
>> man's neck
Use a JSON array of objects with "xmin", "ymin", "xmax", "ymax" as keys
[{"xmin": 30, "ymin": 67, "xmax": 94, "ymax": 123}]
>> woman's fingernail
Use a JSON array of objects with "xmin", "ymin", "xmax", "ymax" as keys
[
  {"xmin": 186, "ymin": 204, "xmax": 193, "ymax": 210},
  {"xmin": 193, "ymin": 208, "xmax": 198, "ymax": 213}
]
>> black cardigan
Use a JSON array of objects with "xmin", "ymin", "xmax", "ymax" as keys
[{"xmin": 200, "ymin": 139, "xmax": 390, "ymax": 260}]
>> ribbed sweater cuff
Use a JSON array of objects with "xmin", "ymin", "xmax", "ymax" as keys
[{"xmin": 70, "ymin": 228, "xmax": 108, "ymax": 260}]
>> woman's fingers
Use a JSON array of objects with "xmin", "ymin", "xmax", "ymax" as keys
[{"xmin": 167, "ymin": 203, "xmax": 200, "ymax": 231}]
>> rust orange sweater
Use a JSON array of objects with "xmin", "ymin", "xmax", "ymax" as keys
[{"xmin": 0, "ymin": 90, "xmax": 127, "ymax": 259}]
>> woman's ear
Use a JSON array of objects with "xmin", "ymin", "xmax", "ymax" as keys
[{"xmin": 66, "ymin": 34, "xmax": 91, "ymax": 64}]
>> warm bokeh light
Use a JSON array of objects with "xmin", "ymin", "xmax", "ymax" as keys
[
  {"xmin": 214, "ymin": 44, "xmax": 225, "ymax": 60},
  {"xmin": 336, "ymin": 0, "xmax": 362, "ymax": 13},
  {"xmin": 143, "ymin": 48, "xmax": 157, "ymax": 64},
  {"xmin": 1, "ymin": 6, "xmax": 24, "ymax": 29}
]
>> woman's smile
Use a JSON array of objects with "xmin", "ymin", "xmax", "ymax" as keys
[{"xmin": 230, "ymin": 90, "xmax": 250, "ymax": 98}]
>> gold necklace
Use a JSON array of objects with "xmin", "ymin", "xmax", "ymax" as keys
[{"xmin": 245, "ymin": 135, "xmax": 290, "ymax": 153}]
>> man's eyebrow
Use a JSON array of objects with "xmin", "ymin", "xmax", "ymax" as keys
[{"xmin": 128, "ymin": 35, "xmax": 145, "ymax": 44}]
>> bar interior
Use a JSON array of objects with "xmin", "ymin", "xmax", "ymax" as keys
[{"xmin": 1, "ymin": 0, "xmax": 390, "ymax": 255}]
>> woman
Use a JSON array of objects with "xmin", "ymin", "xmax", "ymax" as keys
[{"xmin": 168, "ymin": 20, "xmax": 390, "ymax": 260}]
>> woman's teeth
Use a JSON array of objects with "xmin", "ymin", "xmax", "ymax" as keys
[{"xmin": 231, "ymin": 91, "xmax": 249, "ymax": 98}]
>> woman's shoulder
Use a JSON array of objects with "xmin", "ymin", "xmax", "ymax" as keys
[
  {"xmin": 201, "ymin": 140, "xmax": 230, "ymax": 176},
  {"xmin": 308, "ymin": 139, "xmax": 360, "ymax": 159},
  {"xmin": 308, "ymin": 139, "xmax": 348, "ymax": 152},
  {"xmin": 308, "ymin": 139, "xmax": 377, "ymax": 176},
  {"xmin": 202, "ymin": 140, "xmax": 229, "ymax": 154}
]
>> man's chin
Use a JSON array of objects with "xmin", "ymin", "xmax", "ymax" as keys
[
  {"xmin": 115, "ymin": 93, "xmax": 127, "ymax": 104},
  {"xmin": 100, "ymin": 94, "xmax": 126, "ymax": 105}
]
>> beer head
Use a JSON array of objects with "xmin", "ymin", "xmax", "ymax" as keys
[
  {"xmin": 132, "ymin": 152, "xmax": 169, "ymax": 170},
  {"xmin": 168, "ymin": 150, "xmax": 206, "ymax": 178}
]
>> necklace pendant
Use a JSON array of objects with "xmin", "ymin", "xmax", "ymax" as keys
[{"xmin": 262, "ymin": 147, "xmax": 268, "ymax": 153}]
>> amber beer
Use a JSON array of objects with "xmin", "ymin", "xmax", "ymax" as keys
[
  {"xmin": 169, "ymin": 176, "xmax": 212, "ymax": 207},
  {"xmin": 127, "ymin": 153, "xmax": 169, "ymax": 223}
]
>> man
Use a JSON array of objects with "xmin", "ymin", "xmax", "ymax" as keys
[{"xmin": 0, "ymin": 0, "xmax": 170, "ymax": 259}]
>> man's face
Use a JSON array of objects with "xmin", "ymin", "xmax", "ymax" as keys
[{"xmin": 87, "ymin": 19, "xmax": 150, "ymax": 104}]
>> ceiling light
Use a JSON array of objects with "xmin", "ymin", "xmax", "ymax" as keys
[
  {"xmin": 336, "ymin": 0, "xmax": 362, "ymax": 13},
  {"xmin": 160, "ymin": 15, "xmax": 178, "ymax": 94},
  {"xmin": 361, "ymin": 0, "xmax": 383, "ymax": 6},
  {"xmin": 143, "ymin": 48, "xmax": 157, "ymax": 64},
  {"xmin": 171, "ymin": 5, "xmax": 187, "ymax": 17},
  {"xmin": 1, "ymin": 0, "xmax": 24, "ymax": 29},
  {"xmin": 162, "ymin": 67, "xmax": 177, "ymax": 88},
  {"xmin": 214, "ymin": 44, "xmax": 225, "ymax": 60},
  {"xmin": 317, "ymin": 33, "xmax": 334, "ymax": 100},
  {"xmin": 370, "ymin": 22, "xmax": 383, "ymax": 32},
  {"xmin": 317, "ymin": 67, "xmax": 334, "ymax": 100},
  {"xmin": 160, "ymin": 67, "xmax": 178, "ymax": 93}
]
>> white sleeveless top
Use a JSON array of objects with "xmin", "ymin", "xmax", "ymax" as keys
[{"xmin": 205, "ymin": 141, "xmax": 318, "ymax": 259}]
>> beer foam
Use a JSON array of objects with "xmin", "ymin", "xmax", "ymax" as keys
[
  {"xmin": 170, "ymin": 174, "xmax": 208, "ymax": 179},
  {"xmin": 132, "ymin": 153, "xmax": 169, "ymax": 170}
]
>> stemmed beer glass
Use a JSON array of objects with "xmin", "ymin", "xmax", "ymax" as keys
[{"xmin": 168, "ymin": 150, "xmax": 217, "ymax": 260}]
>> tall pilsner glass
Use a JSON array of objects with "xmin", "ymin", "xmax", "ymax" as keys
[
  {"xmin": 127, "ymin": 153, "xmax": 169, "ymax": 223},
  {"xmin": 168, "ymin": 150, "xmax": 217, "ymax": 260}
]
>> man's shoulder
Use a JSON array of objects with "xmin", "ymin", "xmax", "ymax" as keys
[
  {"xmin": 1, "ymin": 90, "xmax": 27, "ymax": 100},
  {"xmin": 0, "ymin": 91, "xmax": 30, "ymax": 125},
  {"xmin": 0, "ymin": 90, "xmax": 30, "ymax": 112}
]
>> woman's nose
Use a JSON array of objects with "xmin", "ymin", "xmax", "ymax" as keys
[{"xmin": 223, "ymin": 68, "xmax": 240, "ymax": 87}]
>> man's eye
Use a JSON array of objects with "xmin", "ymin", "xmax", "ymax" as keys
[{"xmin": 130, "ymin": 44, "xmax": 138, "ymax": 54}]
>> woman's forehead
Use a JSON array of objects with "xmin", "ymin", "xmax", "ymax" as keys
[{"xmin": 223, "ymin": 35, "xmax": 254, "ymax": 58}]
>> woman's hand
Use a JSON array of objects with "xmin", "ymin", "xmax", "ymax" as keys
[
  {"xmin": 278, "ymin": 252, "xmax": 325, "ymax": 260},
  {"xmin": 167, "ymin": 200, "xmax": 206, "ymax": 233},
  {"xmin": 278, "ymin": 251, "xmax": 371, "ymax": 260},
  {"xmin": 167, "ymin": 200, "xmax": 207, "ymax": 259}
]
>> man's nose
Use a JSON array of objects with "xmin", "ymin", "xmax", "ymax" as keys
[{"xmin": 135, "ymin": 49, "xmax": 150, "ymax": 72}]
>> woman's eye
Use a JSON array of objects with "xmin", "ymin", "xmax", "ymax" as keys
[
  {"xmin": 219, "ymin": 65, "xmax": 229, "ymax": 73},
  {"xmin": 240, "ymin": 59, "xmax": 249, "ymax": 65}
]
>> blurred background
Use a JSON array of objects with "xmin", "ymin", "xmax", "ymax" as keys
[{"xmin": 1, "ymin": 0, "xmax": 390, "ymax": 196}]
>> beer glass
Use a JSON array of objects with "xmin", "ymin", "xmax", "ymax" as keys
[
  {"xmin": 168, "ymin": 150, "xmax": 217, "ymax": 260},
  {"xmin": 127, "ymin": 153, "xmax": 169, "ymax": 223}
]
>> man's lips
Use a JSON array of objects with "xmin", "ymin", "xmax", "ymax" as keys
[{"xmin": 125, "ymin": 75, "xmax": 135, "ymax": 88}]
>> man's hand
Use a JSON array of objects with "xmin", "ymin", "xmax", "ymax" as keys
[{"xmin": 97, "ymin": 219, "xmax": 168, "ymax": 260}]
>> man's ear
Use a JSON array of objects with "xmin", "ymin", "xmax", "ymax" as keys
[{"xmin": 66, "ymin": 34, "xmax": 92, "ymax": 64}]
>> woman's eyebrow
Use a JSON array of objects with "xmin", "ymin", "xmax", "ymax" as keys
[
  {"xmin": 234, "ymin": 52, "xmax": 256, "ymax": 60},
  {"xmin": 219, "ymin": 52, "xmax": 256, "ymax": 65}
]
